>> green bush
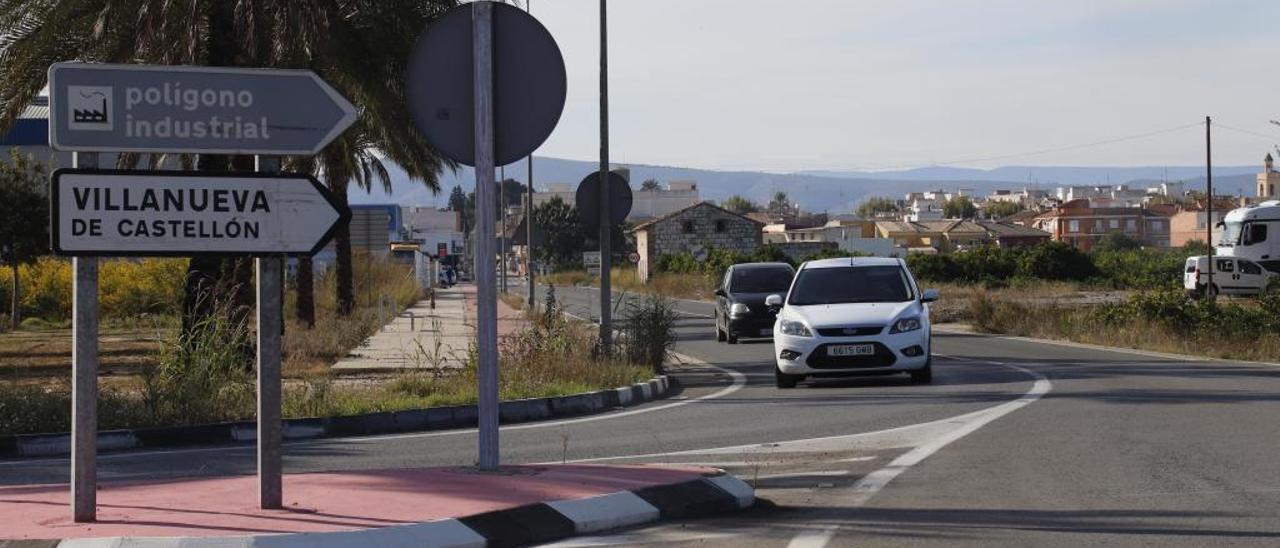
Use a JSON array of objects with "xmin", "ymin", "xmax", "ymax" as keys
[
  {"xmin": 1017, "ymin": 241, "xmax": 1096, "ymax": 281},
  {"xmin": 619, "ymin": 295, "xmax": 680, "ymax": 373}
]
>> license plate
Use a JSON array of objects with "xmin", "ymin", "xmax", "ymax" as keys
[
  {"xmin": 829, "ymin": 344, "xmax": 875, "ymax": 357},
  {"xmin": 759, "ymin": 329, "xmax": 773, "ymax": 337}
]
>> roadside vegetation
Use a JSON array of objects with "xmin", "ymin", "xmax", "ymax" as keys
[
  {"xmin": 0, "ymin": 274, "xmax": 664, "ymax": 437},
  {"xmin": 962, "ymin": 285, "xmax": 1280, "ymax": 363}
]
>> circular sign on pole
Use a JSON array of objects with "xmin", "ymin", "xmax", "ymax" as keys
[
  {"xmin": 407, "ymin": 2, "xmax": 567, "ymax": 167},
  {"xmin": 576, "ymin": 171, "xmax": 633, "ymax": 226},
  {"xmin": 628, "ymin": 251, "xmax": 641, "ymax": 264}
]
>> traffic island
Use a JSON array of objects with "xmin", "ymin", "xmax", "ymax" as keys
[{"xmin": 0, "ymin": 464, "xmax": 753, "ymax": 547}]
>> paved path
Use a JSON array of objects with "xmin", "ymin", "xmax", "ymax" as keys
[{"xmin": 331, "ymin": 284, "xmax": 527, "ymax": 373}]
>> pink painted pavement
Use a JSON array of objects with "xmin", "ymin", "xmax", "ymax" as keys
[
  {"xmin": 459, "ymin": 282, "xmax": 530, "ymax": 338},
  {"xmin": 0, "ymin": 464, "xmax": 714, "ymax": 540}
]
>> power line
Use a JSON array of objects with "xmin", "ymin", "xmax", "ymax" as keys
[
  {"xmin": 848, "ymin": 121, "xmax": 1205, "ymax": 171},
  {"xmin": 1213, "ymin": 122, "xmax": 1278, "ymax": 142}
]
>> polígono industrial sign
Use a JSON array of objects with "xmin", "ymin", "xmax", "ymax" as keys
[{"xmin": 48, "ymin": 62, "xmax": 357, "ymax": 155}]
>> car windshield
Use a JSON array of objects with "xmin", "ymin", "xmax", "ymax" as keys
[
  {"xmin": 788, "ymin": 265, "xmax": 914, "ymax": 305},
  {"xmin": 730, "ymin": 267, "xmax": 793, "ymax": 293}
]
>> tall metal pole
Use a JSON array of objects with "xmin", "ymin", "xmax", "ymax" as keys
[
  {"xmin": 598, "ymin": 0, "xmax": 612, "ymax": 349},
  {"xmin": 1206, "ymin": 116, "xmax": 1214, "ymax": 297},
  {"xmin": 527, "ymin": 155, "xmax": 535, "ymax": 306},
  {"xmin": 472, "ymin": 1, "xmax": 500, "ymax": 471},
  {"xmin": 71, "ymin": 151, "xmax": 99, "ymax": 523},
  {"xmin": 527, "ymin": 0, "xmax": 537, "ymax": 307},
  {"xmin": 501, "ymin": 165, "xmax": 508, "ymax": 293},
  {"xmin": 255, "ymin": 155, "xmax": 283, "ymax": 509}
]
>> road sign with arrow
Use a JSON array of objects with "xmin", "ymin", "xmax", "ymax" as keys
[
  {"xmin": 50, "ymin": 169, "xmax": 350, "ymax": 256},
  {"xmin": 48, "ymin": 63, "xmax": 357, "ymax": 155}
]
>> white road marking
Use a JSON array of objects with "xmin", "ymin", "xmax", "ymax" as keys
[{"xmin": 785, "ymin": 359, "xmax": 1051, "ymax": 548}]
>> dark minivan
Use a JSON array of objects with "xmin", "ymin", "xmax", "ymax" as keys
[{"xmin": 714, "ymin": 262, "xmax": 796, "ymax": 343}]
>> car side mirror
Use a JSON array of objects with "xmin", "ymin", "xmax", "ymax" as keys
[
  {"xmin": 921, "ymin": 288, "xmax": 940, "ymax": 303},
  {"xmin": 714, "ymin": 288, "xmax": 727, "ymax": 297},
  {"xmin": 765, "ymin": 294, "xmax": 783, "ymax": 311}
]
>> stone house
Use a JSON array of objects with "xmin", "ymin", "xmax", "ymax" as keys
[{"xmin": 631, "ymin": 202, "xmax": 764, "ymax": 282}]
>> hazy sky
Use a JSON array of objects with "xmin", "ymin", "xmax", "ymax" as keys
[{"xmin": 525, "ymin": 0, "xmax": 1280, "ymax": 172}]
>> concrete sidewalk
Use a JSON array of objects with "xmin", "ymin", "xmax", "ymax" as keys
[
  {"xmin": 332, "ymin": 284, "xmax": 529, "ymax": 373},
  {"xmin": 1, "ymin": 465, "xmax": 753, "ymax": 546}
]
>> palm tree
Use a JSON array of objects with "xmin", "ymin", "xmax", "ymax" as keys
[{"xmin": 0, "ymin": 0, "xmax": 457, "ymax": 327}]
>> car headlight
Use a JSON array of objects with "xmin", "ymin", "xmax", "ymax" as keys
[
  {"xmin": 889, "ymin": 316, "xmax": 922, "ymax": 334},
  {"xmin": 778, "ymin": 319, "xmax": 812, "ymax": 337},
  {"xmin": 730, "ymin": 303, "xmax": 751, "ymax": 317}
]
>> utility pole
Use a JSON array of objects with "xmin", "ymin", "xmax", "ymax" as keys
[
  {"xmin": 500, "ymin": 165, "xmax": 508, "ymax": 294},
  {"xmin": 1206, "ymin": 116, "xmax": 1215, "ymax": 299},
  {"xmin": 526, "ymin": 1, "xmax": 537, "ymax": 308},
  {"xmin": 598, "ymin": 0, "xmax": 612, "ymax": 350}
]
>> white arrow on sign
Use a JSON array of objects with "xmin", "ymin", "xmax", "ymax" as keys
[
  {"xmin": 48, "ymin": 62, "xmax": 357, "ymax": 155},
  {"xmin": 50, "ymin": 169, "xmax": 350, "ymax": 256}
]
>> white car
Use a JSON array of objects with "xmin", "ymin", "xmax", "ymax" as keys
[{"xmin": 769, "ymin": 257, "xmax": 939, "ymax": 388}]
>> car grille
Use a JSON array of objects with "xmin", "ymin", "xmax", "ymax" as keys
[
  {"xmin": 815, "ymin": 325, "xmax": 884, "ymax": 337},
  {"xmin": 806, "ymin": 342, "xmax": 897, "ymax": 369}
]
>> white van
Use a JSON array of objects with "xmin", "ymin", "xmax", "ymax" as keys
[{"xmin": 1184, "ymin": 256, "xmax": 1274, "ymax": 298}]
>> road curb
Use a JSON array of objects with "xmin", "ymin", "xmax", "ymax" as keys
[
  {"xmin": 34, "ymin": 471, "xmax": 754, "ymax": 548},
  {"xmin": 1, "ymin": 374, "xmax": 672, "ymax": 459}
]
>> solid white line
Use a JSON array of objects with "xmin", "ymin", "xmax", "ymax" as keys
[{"xmin": 785, "ymin": 359, "xmax": 1052, "ymax": 548}]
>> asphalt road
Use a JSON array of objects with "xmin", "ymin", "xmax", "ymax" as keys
[{"xmin": 5, "ymin": 282, "xmax": 1280, "ymax": 546}]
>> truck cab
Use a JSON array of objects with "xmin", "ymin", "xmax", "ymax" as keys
[{"xmin": 1216, "ymin": 201, "xmax": 1280, "ymax": 274}]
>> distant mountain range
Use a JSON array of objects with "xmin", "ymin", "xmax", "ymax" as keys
[{"xmin": 349, "ymin": 156, "xmax": 1262, "ymax": 213}]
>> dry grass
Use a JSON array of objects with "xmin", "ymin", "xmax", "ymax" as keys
[
  {"xmin": 0, "ymin": 326, "xmax": 169, "ymax": 378},
  {"xmin": 960, "ymin": 290, "xmax": 1280, "ymax": 363},
  {"xmin": 545, "ymin": 268, "xmax": 716, "ymax": 301},
  {"xmin": 0, "ymin": 302, "xmax": 653, "ymax": 436}
]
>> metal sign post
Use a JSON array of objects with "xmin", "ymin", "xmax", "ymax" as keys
[
  {"xmin": 597, "ymin": 0, "xmax": 612, "ymax": 350},
  {"xmin": 255, "ymin": 156, "xmax": 283, "ymax": 509},
  {"xmin": 407, "ymin": 0, "xmax": 566, "ymax": 472},
  {"xmin": 472, "ymin": 1, "xmax": 501, "ymax": 471},
  {"xmin": 70, "ymin": 152, "xmax": 98, "ymax": 523}
]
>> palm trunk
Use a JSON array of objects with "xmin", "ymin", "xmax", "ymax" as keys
[
  {"xmin": 10, "ymin": 261, "xmax": 18, "ymax": 330},
  {"xmin": 296, "ymin": 256, "xmax": 315, "ymax": 328},
  {"xmin": 325, "ymin": 155, "xmax": 355, "ymax": 316},
  {"xmin": 182, "ymin": 0, "xmax": 241, "ymax": 338}
]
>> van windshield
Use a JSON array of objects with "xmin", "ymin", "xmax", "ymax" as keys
[{"xmin": 788, "ymin": 265, "xmax": 914, "ymax": 305}]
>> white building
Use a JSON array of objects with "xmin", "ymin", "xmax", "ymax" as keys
[
  {"xmin": 401, "ymin": 206, "xmax": 465, "ymax": 259},
  {"xmin": 532, "ymin": 183, "xmax": 577, "ymax": 207},
  {"xmin": 631, "ymin": 180, "xmax": 701, "ymax": 221},
  {"xmin": 906, "ymin": 198, "xmax": 944, "ymax": 222}
]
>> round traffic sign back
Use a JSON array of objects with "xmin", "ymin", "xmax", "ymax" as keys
[
  {"xmin": 407, "ymin": 2, "xmax": 567, "ymax": 167},
  {"xmin": 576, "ymin": 171, "xmax": 633, "ymax": 226}
]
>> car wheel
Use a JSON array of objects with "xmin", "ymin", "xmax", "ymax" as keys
[
  {"xmin": 775, "ymin": 366, "xmax": 800, "ymax": 389},
  {"xmin": 715, "ymin": 313, "xmax": 727, "ymax": 342},
  {"xmin": 910, "ymin": 357, "xmax": 933, "ymax": 385}
]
